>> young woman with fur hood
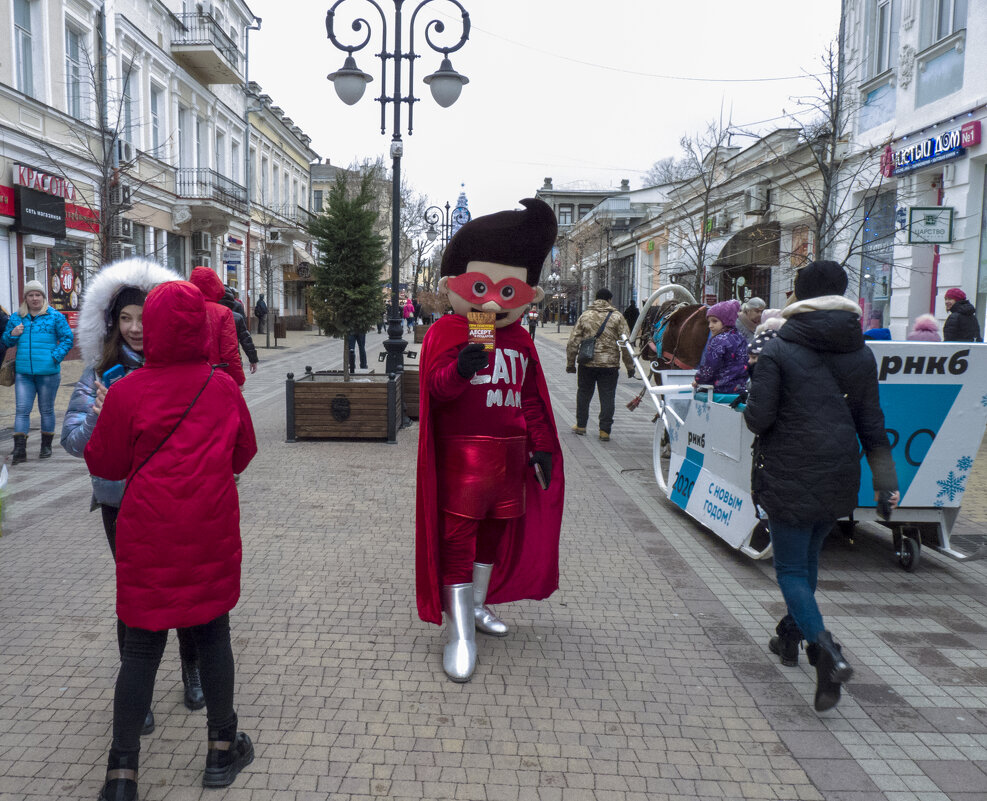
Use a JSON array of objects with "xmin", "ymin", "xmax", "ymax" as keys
[{"xmin": 61, "ymin": 258, "xmax": 207, "ymax": 731}]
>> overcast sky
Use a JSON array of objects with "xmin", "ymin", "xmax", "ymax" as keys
[{"xmin": 246, "ymin": 0, "xmax": 842, "ymax": 218}]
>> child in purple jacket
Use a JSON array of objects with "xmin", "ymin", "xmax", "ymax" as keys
[{"xmin": 693, "ymin": 299, "xmax": 748, "ymax": 395}]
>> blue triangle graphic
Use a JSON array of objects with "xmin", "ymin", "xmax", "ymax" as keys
[{"xmin": 858, "ymin": 383, "xmax": 961, "ymax": 505}]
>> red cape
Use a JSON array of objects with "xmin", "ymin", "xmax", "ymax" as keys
[{"xmin": 415, "ymin": 315, "xmax": 564, "ymax": 625}]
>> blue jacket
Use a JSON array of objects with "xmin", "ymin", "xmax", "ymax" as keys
[
  {"xmin": 61, "ymin": 343, "xmax": 143, "ymax": 507},
  {"xmin": 2, "ymin": 306, "xmax": 74, "ymax": 375}
]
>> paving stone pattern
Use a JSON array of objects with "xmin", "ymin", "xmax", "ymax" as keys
[{"xmin": 0, "ymin": 327, "xmax": 984, "ymax": 800}]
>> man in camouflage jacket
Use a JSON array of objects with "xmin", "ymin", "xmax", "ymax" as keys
[{"xmin": 566, "ymin": 288, "xmax": 634, "ymax": 441}]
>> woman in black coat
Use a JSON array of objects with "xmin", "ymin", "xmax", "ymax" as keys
[
  {"xmin": 942, "ymin": 287, "xmax": 982, "ymax": 342},
  {"xmin": 743, "ymin": 261, "xmax": 898, "ymax": 712}
]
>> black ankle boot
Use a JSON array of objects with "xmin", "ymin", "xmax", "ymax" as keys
[
  {"xmin": 39, "ymin": 432, "xmax": 54, "ymax": 459},
  {"xmin": 98, "ymin": 752, "xmax": 138, "ymax": 801},
  {"xmin": 11, "ymin": 434, "xmax": 26, "ymax": 465},
  {"xmin": 202, "ymin": 721, "xmax": 254, "ymax": 788},
  {"xmin": 808, "ymin": 631, "xmax": 853, "ymax": 712},
  {"xmin": 141, "ymin": 709, "xmax": 154, "ymax": 736},
  {"xmin": 768, "ymin": 614, "xmax": 803, "ymax": 667},
  {"xmin": 182, "ymin": 660, "xmax": 206, "ymax": 711}
]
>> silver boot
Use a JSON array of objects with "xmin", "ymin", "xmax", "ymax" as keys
[
  {"xmin": 442, "ymin": 583, "xmax": 477, "ymax": 682},
  {"xmin": 472, "ymin": 563, "xmax": 509, "ymax": 637}
]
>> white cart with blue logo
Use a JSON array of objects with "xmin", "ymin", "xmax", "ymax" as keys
[{"xmin": 625, "ymin": 289, "xmax": 987, "ymax": 572}]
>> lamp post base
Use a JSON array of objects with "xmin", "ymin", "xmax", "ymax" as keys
[{"xmin": 383, "ymin": 316, "xmax": 408, "ymax": 379}]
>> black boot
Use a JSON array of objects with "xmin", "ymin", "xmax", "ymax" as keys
[
  {"xmin": 98, "ymin": 752, "xmax": 138, "ymax": 801},
  {"xmin": 11, "ymin": 434, "xmax": 26, "ymax": 465},
  {"xmin": 182, "ymin": 660, "xmax": 206, "ymax": 711},
  {"xmin": 141, "ymin": 709, "xmax": 155, "ymax": 736},
  {"xmin": 39, "ymin": 431, "xmax": 54, "ymax": 459},
  {"xmin": 807, "ymin": 631, "xmax": 853, "ymax": 712},
  {"xmin": 202, "ymin": 720, "xmax": 254, "ymax": 788},
  {"xmin": 768, "ymin": 614, "xmax": 803, "ymax": 666}
]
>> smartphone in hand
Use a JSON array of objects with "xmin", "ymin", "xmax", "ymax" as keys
[
  {"xmin": 529, "ymin": 451, "xmax": 549, "ymax": 491},
  {"xmin": 102, "ymin": 364, "xmax": 126, "ymax": 387}
]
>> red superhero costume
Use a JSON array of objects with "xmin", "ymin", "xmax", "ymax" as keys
[
  {"xmin": 415, "ymin": 314, "xmax": 564, "ymax": 625},
  {"xmin": 414, "ymin": 197, "xmax": 563, "ymax": 682}
]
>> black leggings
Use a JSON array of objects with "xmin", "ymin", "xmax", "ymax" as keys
[
  {"xmin": 101, "ymin": 505, "xmax": 197, "ymax": 664},
  {"xmin": 111, "ymin": 614, "xmax": 237, "ymax": 760}
]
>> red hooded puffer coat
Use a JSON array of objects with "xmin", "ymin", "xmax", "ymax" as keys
[
  {"xmin": 189, "ymin": 266, "xmax": 245, "ymax": 386},
  {"xmin": 85, "ymin": 281, "xmax": 257, "ymax": 631}
]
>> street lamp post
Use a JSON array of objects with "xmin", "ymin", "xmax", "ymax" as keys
[
  {"xmin": 424, "ymin": 201, "xmax": 471, "ymax": 249},
  {"xmin": 325, "ymin": 0, "xmax": 470, "ymax": 377}
]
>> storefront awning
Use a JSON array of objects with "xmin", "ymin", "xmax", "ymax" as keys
[{"xmin": 283, "ymin": 246, "xmax": 315, "ymax": 283}]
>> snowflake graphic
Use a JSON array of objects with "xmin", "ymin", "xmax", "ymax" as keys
[
  {"xmin": 982, "ymin": 393, "xmax": 987, "ymax": 408},
  {"xmin": 936, "ymin": 471, "xmax": 967, "ymax": 503},
  {"xmin": 957, "ymin": 456, "xmax": 974, "ymax": 472},
  {"xmin": 934, "ymin": 499, "xmax": 945, "ymax": 508}
]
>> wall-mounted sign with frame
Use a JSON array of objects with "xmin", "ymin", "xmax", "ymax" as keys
[{"xmin": 907, "ymin": 206, "xmax": 954, "ymax": 245}]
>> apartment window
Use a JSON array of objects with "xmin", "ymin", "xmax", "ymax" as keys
[
  {"xmin": 922, "ymin": 0, "xmax": 967, "ymax": 48},
  {"xmin": 261, "ymin": 156, "xmax": 269, "ymax": 202},
  {"xmin": 150, "ymin": 85, "xmax": 163, "ymax": 151},
  {"xmin": 121, "ymin": 72, "xmax": 136, "ymax": 144},
  {"xmin": 313, "ymin": 189, "xmax": 324, "ymax": 211},
  {"xmin": 178, "ymin": 105, "xmax": 192, "ymax": 167},
  {"xmin": 231, "ymin": 140, "xmax": 240, "ymax": 183},
  {"xmin": 272, "ymin": 164, "xmax": 280, "ymax": 205},
  {"xmin": 578, "ymin": 204, "xmax": 593, "ymax": 220},
  {"xmin": 215, "ymin": 130, "xmax": 226, "ymax": 175},
  {"xmin": 65, "ymin": 26, "xmax": 86, "ymax": 119},
  {"xmin": 558, "ymin": 204, "xmax": 573, "ymax": 225},
  {"xmin": 14, "ymin": 0, "xmax": 34, "ymax": 97},
  {"xmin": 283, "ymin": 173, "xmax": 290, "ymax": 209},
  {"xmin": 249, "ymin": 148, "xmax": 257, "ymax": 201},
  {"xmin": 196, "ymin": 117, "xmax": 207, "ymax": 169},
  {"xmin": 292, "ymin": 179, "xmax": 299, "ymax": 209},
  {"xmin": 868, "ymin": 0, "xmax": 899, "ymax": 77}
]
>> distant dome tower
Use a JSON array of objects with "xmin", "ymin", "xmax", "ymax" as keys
[{"xmin": 450, "ymin": 183, "xmax": 470, "ymax": 238}]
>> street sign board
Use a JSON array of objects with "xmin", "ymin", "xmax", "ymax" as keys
[{"xmin": 908, "ymin": 207, "xmax": 954, "ymax": 244}]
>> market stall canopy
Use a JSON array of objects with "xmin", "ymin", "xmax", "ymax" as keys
[{"xmin": 713, "ymin": 221, "xmax": 780, "ymax": 268}]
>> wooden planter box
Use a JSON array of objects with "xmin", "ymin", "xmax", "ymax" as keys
[
  {"xmin": 286, "ymin": 369, "xmax": 402, "ymax": 443},
  {"xmin": 414, "ymin": 323, "xmax": 431, "ymax": 343},
  {"xmin": 403, "ymin": 366, "xmax": 420, "ymax": 419}
]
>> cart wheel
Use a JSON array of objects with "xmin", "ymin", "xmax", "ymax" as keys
[{"xmin": 897, "ymin": 536, "xmax": 921, "ymax": 572}]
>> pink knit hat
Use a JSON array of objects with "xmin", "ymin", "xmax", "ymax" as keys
[
  {"xmin": 944, "ymin": 287, "xmax": 966, "ymax": 301},
  {"xmin": 906, "ymin": 314, "xmax": 942, "ymax": 342},
  {"xmin": 706, "ymin": 299, "xmax": 740, "ymax": 327}
]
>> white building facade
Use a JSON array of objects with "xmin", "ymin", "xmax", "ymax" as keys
[{"xmin": 842, "ymin": 0, "xmax": 987, "ymax": 336}]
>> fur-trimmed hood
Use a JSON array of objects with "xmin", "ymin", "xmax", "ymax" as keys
[{"xmin": 77, "ymin": 258, "xmax": 181, "ymax": 365}]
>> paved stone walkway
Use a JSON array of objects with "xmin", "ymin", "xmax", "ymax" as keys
[{"xmin": 0, "ymin": 328, "xmax": 984, "ymax": 800}]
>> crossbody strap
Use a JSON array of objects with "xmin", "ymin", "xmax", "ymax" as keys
[
  {"xmin": 593, "ymin": 311, "xmax": 614, "ymax": 339},
  {"xmin": 122, "ymin": 367, "xmax": 215, "ymax": 499}
]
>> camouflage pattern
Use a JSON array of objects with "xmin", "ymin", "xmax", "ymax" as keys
[{"xmin": 566, "ymin": 300, "xmax": 634, "ymax": 371}]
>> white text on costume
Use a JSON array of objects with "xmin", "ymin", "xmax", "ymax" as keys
[{"xmin": 483, "ymin": 348, "xmax": 529, "ymax": 408}]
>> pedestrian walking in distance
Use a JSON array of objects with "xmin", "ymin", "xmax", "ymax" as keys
[
  {"xmin": 566, "ymin": 288, "xmax": 633, "ymax": 441},
  {"xmin": 253, "ymin": 294, "xmax": 268, "ymax": 334},
  {"xmin": 85, "ymin": 280, "xmax": 257, "ymax": 800},
  {"xmin": 744, "ymin": 260, "xmax": 899, "ymax": 712},
  {"xmin": 526, "ymin": 304, "xmax": 539, "ymax": 339},
  {"xmin": 189, "ymin": 267, "xmax": 246, "ymax": 387},
  {"xmin": 2, "ymin": 279, "xmax": 74, "ymax": 463},
  {"xmin": 61, "ymin": 258, "xmax": 207, "ymax": 738},
  {"xmin": 942, "ymin": 287, "xmax": 982, "ymax": 342}
]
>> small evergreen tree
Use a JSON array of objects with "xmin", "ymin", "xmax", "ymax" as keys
[{"xmin": 308, "ymin": 168, "xmax": 386, "ymax": 378}]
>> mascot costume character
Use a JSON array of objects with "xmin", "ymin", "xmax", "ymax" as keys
[{"xmin": 415, "ymin": 197, "xmax": 565, "ymax": 682}]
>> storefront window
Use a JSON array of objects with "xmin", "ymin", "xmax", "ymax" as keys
[
  {"xmin": 859, "ymin": 191, "xmax": 896, "ymax": 328},
  {"xmin": 49, "ymin": 241, "xmax": 85, "ymax": 327}
]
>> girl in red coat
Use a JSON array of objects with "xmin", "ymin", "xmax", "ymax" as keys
[{"xmin": 85, "ymin": 281, "xmax": 257, "ymax": 801}]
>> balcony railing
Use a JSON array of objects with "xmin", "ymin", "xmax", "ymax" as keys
[
  {"xmin": 269, "ymin": 203, "xmax": 314, "ymax": 227},
  {"xmin": 172, "ymin": 13, "xmax": 244, "ymax": 82},
  {"xmin": 177, "ymin": 168, "xmax": 247, "ymax": 212}
]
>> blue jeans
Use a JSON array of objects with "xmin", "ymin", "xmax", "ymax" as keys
[
  {"xmin": 14, "ymin": 372, "xmax": 60, "ymax": 434},
  {"xmin": 768, "ymin": 518, "xmax": 833, "ymax": 644}
]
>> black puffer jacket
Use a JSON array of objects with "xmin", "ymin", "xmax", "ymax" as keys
[
  {"xmin": 220, "ymin": 288, "xmax": 258, "ymax": 365},
  {"xmin": 744, "ymin": 297, "xmax": 897, "ymax": 524},
  {"xmin": 943, "ymin": 299, "xmax": 982, "ymax": 343}
]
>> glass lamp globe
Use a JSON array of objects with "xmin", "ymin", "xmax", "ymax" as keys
[
  {"xmin": 328, "ymin": 56, "xmax": 373, "ymax": 106},
  {"xmin": 424, "ymin": 58, "xmax": 469, "ymax": 108}
]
